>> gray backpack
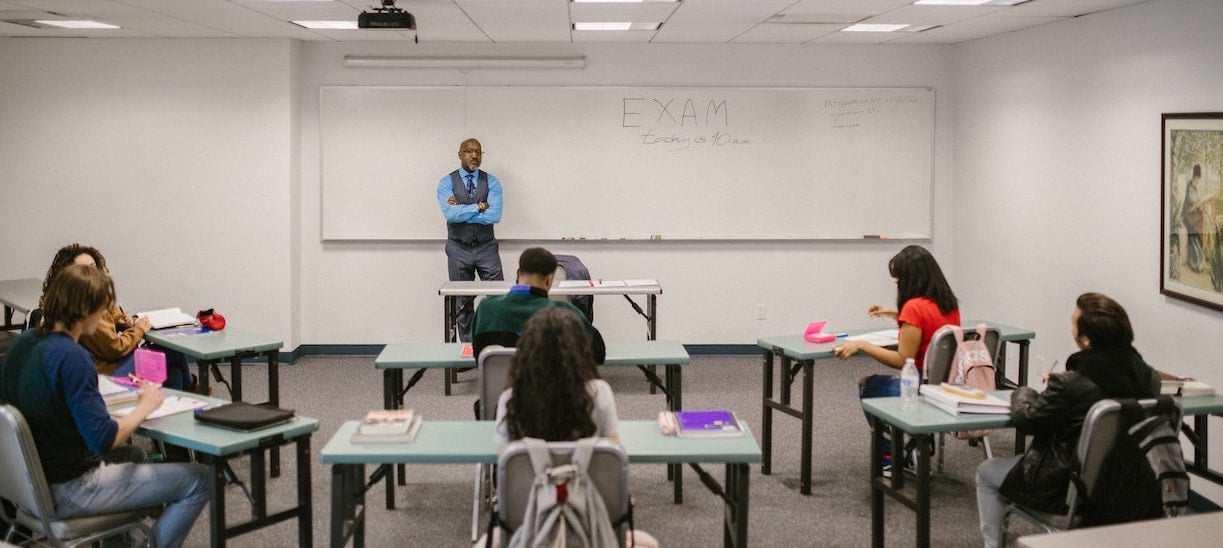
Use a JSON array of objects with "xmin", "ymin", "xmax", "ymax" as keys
[{"xmin": 506, "ymin": 438, "xmax": 621, "ymax": 548}]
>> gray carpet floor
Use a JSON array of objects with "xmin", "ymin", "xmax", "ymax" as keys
[{"xmin": 156, "ymin": 353, "xmax": 1045, "ymax": 548}]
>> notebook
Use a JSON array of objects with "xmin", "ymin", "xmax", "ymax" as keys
[
  {"xmin": 134, "ymin": 307, "xmax": 198, "ymax": 330},
  {"xmin": 674, "ymin": 409, "xmax": 744, "ymax": 438},
  {"xmin": 194, "ymin": 402, "xmax": 295, "ymax": 432}
]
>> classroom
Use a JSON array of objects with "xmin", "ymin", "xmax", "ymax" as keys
[{"xmin": 2, "ymin": 0, "xmax": 1223, "ymax": 546}]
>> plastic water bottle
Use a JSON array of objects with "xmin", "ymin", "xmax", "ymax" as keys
[{"xmin": 900, "ymin": 358, "xmax": 920, "ymax": 411}]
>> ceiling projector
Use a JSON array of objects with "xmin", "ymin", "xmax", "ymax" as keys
[{"xmin": 359, "ymin": 0, "xmax": 416, "ymax": 29}]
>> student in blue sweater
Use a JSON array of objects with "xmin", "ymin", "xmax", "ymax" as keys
[{"xmin": 0, "ymin": 264, "xmax": 210, "ymax": 548}]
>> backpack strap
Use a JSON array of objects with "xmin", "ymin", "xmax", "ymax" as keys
[
  {"xmin": 949, "ymin": 325, "xmax": 966, "ymax": 346},
  {"xmin": 974, "ymin": 323, "xmax": 988, "ymax": 341}
]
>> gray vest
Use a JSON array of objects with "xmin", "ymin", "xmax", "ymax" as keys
[{"xmin": 446, "ymin": 170, "xmax": 496, "ymax": 245}]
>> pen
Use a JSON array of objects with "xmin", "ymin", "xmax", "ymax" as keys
[
  {"xmin": 835, "ymin": 333, "xmax": 849, "ymax": 338},
  {"xmin": 1045, "ymin": 359, "xmax": 1061, "ymax": 376}
]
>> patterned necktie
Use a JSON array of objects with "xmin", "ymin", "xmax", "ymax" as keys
[{"xmin": 464, "ymin": 174, "xmax": 475, "ymax": 198}]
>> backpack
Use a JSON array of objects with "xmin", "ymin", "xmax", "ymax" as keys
[
  {"xmin": 504, "ymin": 438, "xmax": 623, "ymax": 548},
  {"xmin": 948, "ymin": 324, "xmax": 997, "ymax": 440},
  {"xmin": 1077, "ymin": 396, "xmax": 1188, "ymax": 526}
]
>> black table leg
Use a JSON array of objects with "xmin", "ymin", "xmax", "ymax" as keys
[
  {"xmin": 761, "ymin": 349, "xmax": 774, "ymax": 476},
  {"xmin": 722, "ymin": 463, "xmax": 750, "ymax": 548},
  {"xmin": 800, "ymin": 359, "xmax": 814, "ymax": 495},
  {"xmin": 870, "ymin": 416, "xmax": 885, "ymax": 548}
]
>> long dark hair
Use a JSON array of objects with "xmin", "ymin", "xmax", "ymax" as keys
[
  {"xmin": 39, "ymin": 264, "xmax": 114, "ymax": 335},
  {"xmin": 888, "ymin": 245, "xmax": 958, "ymax": 314},
  {"xmin": 40, "ymin": 243, "xmax": 108, "ymax": 308},
  {"xmin": 505, "ymin": 307, "xmax": 601, "ymax": 441}
]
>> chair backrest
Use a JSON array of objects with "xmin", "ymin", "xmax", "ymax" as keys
[
  {"xmin": 1067, "ymin": 397, "xmax": 1183, "ymax": 521},
  {"xmin": 0, "ymin": 404, "xmax": 59, "ymax": 530},
  {"xmin": 924, "ymin": 324, "xmax": 1001, "ymax": 385},
  {"xmin": 25, "ymin": 308, "xmax": 43, "ymax": 330},
  {"xmin": 478, "ymin": 345, "xmax": 517, "ymax": 420},
  {"xmin": 496, "ymin": 439, "xmax": 629, "ymax": 546}
]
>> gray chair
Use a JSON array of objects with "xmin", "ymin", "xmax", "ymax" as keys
[
  {"xmin": 924, "ymin": 324, "xmax": 1002, "ymax": 471},
  {"xmin": 492, "ymin": 438, "xmax": 630, "ymax": 548},
  {"xmin": 0, "ymin": 404, "xmax": 157, "ymax": 548},
  {"xmin": 471, "ymin": 345, "xmax": 517, "ymax": 542},
  {"xmin": 1002, "ymin": 397, "xmax": 1184, "ymax": 539}
]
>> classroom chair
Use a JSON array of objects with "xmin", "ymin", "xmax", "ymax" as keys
[
  {"xmin": 472, "ymin": 345, "xmax": 517, "ymax": 541},
  {"xmin": 484, "ymin": 438, "xmax": 631, "ymax": 548},
  {"xmin": 924, "ymin": 324, "xmax": 1002, "ymax": 472},
  {"xmin": 1001, "ymin": 397, "xmax": 1183, "ymax": 540},
  {"xmin": 24, "ymin": 308, "xmax": 42, "ymax": 331},
  {"xmin": 0, "ymin": 404, "xmax": 158, "ymax": 548}
]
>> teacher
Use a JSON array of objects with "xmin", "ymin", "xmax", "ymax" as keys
[{"xmin": 437, "ymin": 137, "xmax": 504, "ymax": 342}]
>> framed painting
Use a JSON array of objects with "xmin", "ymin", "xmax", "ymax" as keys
[{"xmin": 1162, "ymin": 112, "xmax": 1223, "ymax": 311}]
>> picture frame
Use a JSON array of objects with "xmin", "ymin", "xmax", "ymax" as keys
[{"xmin": 1161, "ymin": 112, "xmax": 1223, "ymax": 312}]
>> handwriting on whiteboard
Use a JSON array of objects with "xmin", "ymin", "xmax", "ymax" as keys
[
  {"xmin": 826, "ymin": 94, "xmax": 921, "ymax": 130},
  {"xmin": 621, "ymin": 96, "xmax": 752, "ymax": 152}
]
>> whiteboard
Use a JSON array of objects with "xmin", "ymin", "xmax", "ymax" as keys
[{"xmin": 320, "ymin": 86, "xmax": 933, "ymax": 240}]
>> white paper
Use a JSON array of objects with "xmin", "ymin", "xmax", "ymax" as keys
[
  {"xmin": 557, "ymin": 280, "xmax": 592, "ymax": 288},
  {"xmin": 624, "ymin": 279, "xmax": 659, "ymax": 286},
  {"xmin": 594, "ymin": 280, "xmax": 627, "ymax": 287},
  {"xmin": 110, "ymin": 395, "xmax": 209, "ymax": 420},
  {"xmin": 845, "ymin": 329, "xmax": 899, "ymax": 347}
]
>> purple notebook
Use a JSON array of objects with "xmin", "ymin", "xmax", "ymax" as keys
[{"xmin": 674, "ymin": 410, "xmax": 743, "ymax": 438}]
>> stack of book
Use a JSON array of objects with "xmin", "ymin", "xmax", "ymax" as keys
[
  {"xmin": 919, "ymin": 383, "xmax": 1010, "ymax": 416},
  {"xmin": 350, "ymin": 409, "xmax": 422, "ymax": 443},
  {"xmin": 1161, "ymin": 379, "xmax": 1216, "ymax": 397},
  {"xmin": 98, "ymin": 374, "xmax": 138, "ymax": 407}
]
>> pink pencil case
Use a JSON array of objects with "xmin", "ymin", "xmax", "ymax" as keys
[
  {"xmin": 134, "ymin": 347, "xmax": 167, "ymax": 384},
  {"xmin": 803, "ymin": 320, "xmax": 836, "ymax": 343}
]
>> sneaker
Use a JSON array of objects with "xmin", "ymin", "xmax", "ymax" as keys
[{"xmin": 881, "ymin": 453, "xmax": 894, "ymax": 479}]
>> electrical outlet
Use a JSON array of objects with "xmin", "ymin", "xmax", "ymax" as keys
[{"xmin": 757, "ymin": 304, "xmax": 767, "ymax": 320}]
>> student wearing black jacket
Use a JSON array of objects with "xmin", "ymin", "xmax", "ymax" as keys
[{"xmin": 975, "ymin": 292, "xmax": 1160, "ymax": 548}]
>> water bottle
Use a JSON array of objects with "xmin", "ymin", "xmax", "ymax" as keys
[{"xmin": 901, "ymin": 358, "xmax": 920, "ymax": 411}]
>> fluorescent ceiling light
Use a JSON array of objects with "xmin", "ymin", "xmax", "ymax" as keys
[
  {"xmin": 293, "ymin": 20, "xmax": 358, "ymax": 29},
  {"xmin": 573, "ymin": 22, "xmax": 660, "ymax": 31},
  {"xmin": 344, "ymin": 55, "xmax": 587, "ymax": 69},
  {"xmin": 912, "ymin": 0, "xmax": 1029, "ymax": 5},
  {"xmin": 573, "ymin": 0, "xmax": 678, "ymax": 3},
  {"xmin": 574, "ymin": 22, "xmax": 631, "ymax": 30},
  {"xmin": 34, "ymin": 20, "xmax": 119, "ymax": 29},
  {"xmin": 842, "ymin": 24, "xmax": 909, "ymax": 32}
]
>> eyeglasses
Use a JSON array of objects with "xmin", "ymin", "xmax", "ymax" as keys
[{"xmin": 460, "ymin": 149, "xmax": 483, "ymax": 155}]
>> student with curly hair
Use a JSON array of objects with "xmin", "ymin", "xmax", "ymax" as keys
[
  {"xmin": 40, "ymin": 244, "xmax": 195, "ymax": 392},
  {"xmin": 493, "ymin": 306, "xmax": 618, "ymax": 445}
]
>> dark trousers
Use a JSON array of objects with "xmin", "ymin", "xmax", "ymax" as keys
[{"xmin": 445, "ymin": 238, "xmax": 504, "ymax": 342}]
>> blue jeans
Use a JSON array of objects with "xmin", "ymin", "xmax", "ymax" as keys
[
  {"xmin": 50, "ymin": 461, "xmax": 211, "ymax": 548},
  {"xmin": 860, "ymin": 374, "xmax": 900, "ymax": 455},
  {"xmin": 976, "ymin": 454, "xmax": 1023, "ymax": 548},
  {"xmin": 112, "ymin": 345, "xmax": 193, "ymax": 391}
]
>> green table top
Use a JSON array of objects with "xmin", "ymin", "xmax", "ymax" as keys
[
  {"xmin": 375, "ymin": 340, "xmax": 690, "ymax": 370},
  {"xmin": 862, "ymin": 391, "xmax": 1223, "ymax": 435},
  {"xmin": 758, "ymin": 319, "xmax": 1035, "ymax": 360},
  {"xmin": 320, "ymin": 419, "xmax": 761, "ymax": 465},
  {"xmin": 143, "ymin": 327, "xmax": 283, "ymax": 360},
  {"xmin": 123, "ymin": 390, "xmax": 318, "ymax": 456}
]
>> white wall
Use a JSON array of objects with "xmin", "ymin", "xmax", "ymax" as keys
[
  {"xmin": 952, "ymin": 0, "xmax": 1223, "ymax": 387},
  {"xmin": 0, "ymin": 39, "xmax": 297, "ymax": 346},
  {"xmin": 297, "ymin": 42, "xmax": 957, "ymax": 345},
  {"xmin": 952, "ymin": 0, "xmax": 1223, "ymax": 490}
]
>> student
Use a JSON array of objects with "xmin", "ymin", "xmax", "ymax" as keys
[
  {"xmin": 974, "ymin": 292, "xmax": 1160, "ymax": 548},
  {"xmin": 489, "ymin": 307, "xmax": 659, "ymax": 548},
  {"xmin": 833, "ymin": 246, "xmax": 960, "ymax": 395},
  {"xmin": 0, "ymin": 264, "xmax": 210, "ymax": 548},
  {"xmin": 40, "ymin": 243, "xmax": 196, "ymax": 391},
  {"xmin": 472, "ymin": 246, "xmax": 606, "ymax": 364},
  {"xmin": 493, "ymin": 306, "xmax": 617, "ymax": 445}
]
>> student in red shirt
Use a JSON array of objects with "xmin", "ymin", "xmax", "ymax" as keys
[{"xmin": 834, "ymin": 245, "xmax": 960, "ymax": 470}]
